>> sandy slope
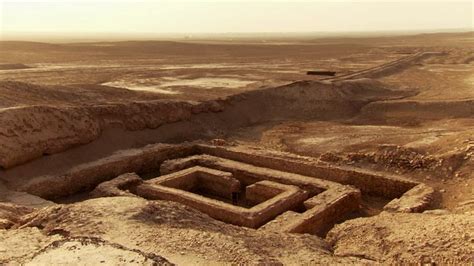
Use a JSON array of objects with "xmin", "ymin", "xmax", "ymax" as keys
[
  {"xmin": 1, "ymin": 197, "xmax": 370, "ymax": 264},
  {"xmin": 327, "ymin": 211, "xmax": 474, "ymax": 263}
]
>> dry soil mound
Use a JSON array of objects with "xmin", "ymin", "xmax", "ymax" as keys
[
  {"xmin": 218, "ymin": 78, "xmax": 415, "ymax": 124},
  {"xmin": 327, "ymin": 211, "xmax": 474, "ymax": 264},
  {"xmin": 11, "ymin": 196, "xmax": 368, "ymax": 264},
  {"xmin": 358, "ymin": 99, "xmax": 474, "ymax": 125},
  {"xmin": 0, "ymin": 80, "xmax": 168, "ymax": 108},
  {"xmin": 27, "ymin": 237, "xmax": 172, "ymax": 265},
  {"xmin": 0, "ymin": 105, "xmax": 101, "ymax": 168}
]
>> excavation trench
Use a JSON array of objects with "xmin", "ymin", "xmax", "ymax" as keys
[
  {"xmin": 8, "ymin": 143, "xmax": 433, "ymax": 238},
  {"xmin": 0, "ymin": 79, "xmax": 437, "ymax": 236},
  {"xmin": 1, "ymin": 78, "xmax": 414, "ymax": 179}
]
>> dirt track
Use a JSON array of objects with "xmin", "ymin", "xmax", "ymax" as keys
[{"xmin": 325, "ymin": 51, "xmax": 443, "ymax": 81}]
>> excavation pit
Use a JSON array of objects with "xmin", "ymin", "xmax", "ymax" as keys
[
  {"xmin": 146, "ymin": 166, "xmax": 243, "ymax": 206},
  {"xmin": 19, "ymin": 142, "xmax": 435, "ymax": 236},
  {"xmin": 137, "ymin": 167, "xmax": 310, "ymax": 229}
]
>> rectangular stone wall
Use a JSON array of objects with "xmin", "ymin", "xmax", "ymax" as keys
[
  {"xmin": 20, "ymin": 143, "xmax": 197, "ymax": 199},
  {"xmin": 196, "ymin": 145, "xmax": 417, "ymax": 198}
]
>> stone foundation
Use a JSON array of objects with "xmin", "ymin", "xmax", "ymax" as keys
[
  {"xmin": 89, "ymin": 173, "xmax": 143, "ymax": 198},
  {"xmin": 19, "ymin": 142, "xmax": 434, "ymax": 235},
  {"xmin": 137, "ymin": 168, "xmax": 308, "ymax": 228}
]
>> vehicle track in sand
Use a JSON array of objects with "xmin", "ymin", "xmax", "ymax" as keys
[{"xmin": 323, "ymin": 52, "xmax": 442, "ymax": 81}]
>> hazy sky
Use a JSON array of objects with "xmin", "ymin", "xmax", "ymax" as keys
[{"xmin": 1, "ymin": 0, "xmax": 472, "ymax": 35}]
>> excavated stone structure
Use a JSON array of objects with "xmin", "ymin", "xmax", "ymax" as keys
[
  {"xmin": 90, "ymin": 173, "xmax": 143, "ymax": 198},
  {"xmin": 137, "ymin": 167, "xmax": 309, "ymax": 229},
  {"xmin": 152, "ymin": 154, "xmax": 361, "ymax": 235},
  {"xmin": 18, "ymin": 142, "xmax": 435, "ymax": 236}
]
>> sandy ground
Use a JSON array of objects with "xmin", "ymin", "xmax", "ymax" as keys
[{"xmin": 0, "ymin": 31, "xmax": 473, "ymax": 263}]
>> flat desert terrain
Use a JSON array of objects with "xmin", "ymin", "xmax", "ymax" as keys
[{"xmin": 0, "ymin": 32, "xmax": 473, "ymax": 264}]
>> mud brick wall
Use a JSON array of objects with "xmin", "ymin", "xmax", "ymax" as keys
[
  {"xmin": 20, "ymin": 143, "xmax": 196, "ymax": 199},
  {"xmin": 197, "ymin": 145, "xmax": 417, "ymax": 198}
]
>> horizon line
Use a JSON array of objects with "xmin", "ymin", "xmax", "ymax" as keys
[{"xmin": 1, "ymin": 28, "xmax": 472, "ymax": 43}]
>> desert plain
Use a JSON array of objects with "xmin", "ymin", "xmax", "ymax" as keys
[{"xmin": 0, "ymin": 32, "xmax": 473, "ymax": 264}]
